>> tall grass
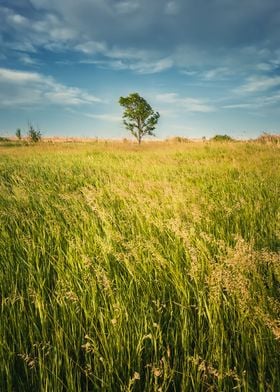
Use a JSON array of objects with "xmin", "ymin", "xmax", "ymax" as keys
[{"xmin": 0, "ymin": 141, "xmax": 279, "ymax": 391}]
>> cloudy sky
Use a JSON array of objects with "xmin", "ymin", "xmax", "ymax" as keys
[{"xmin": 0, "ymin": 0, "xmax": 280, "ymax": 138}]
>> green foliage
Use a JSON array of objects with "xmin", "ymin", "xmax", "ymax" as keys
[
  {"xmin": 119, "ymin": 93, "xmax": 160, "ymax": 144},
  {"xmin": 0, "ymin": 142, "xmax": 279, "ymax": 391},
  {"xmin": 211, "ymin": 134, "xmax": 234, "ymax": 142},
  {"xmin": 0, "ymin": 136, "xmax": 9, "ymax": 142},
  {"xmin": 15, "ymin": 128, "xmax": 22, "ymax": 140},
  {"xmin": 28, "ymin": 124, "xmax": 42, "ymax": 143}
]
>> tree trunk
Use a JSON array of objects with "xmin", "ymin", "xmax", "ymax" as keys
[{"xmin": 137, "ymin": 123, "xmax": 142, "ymax": 144}]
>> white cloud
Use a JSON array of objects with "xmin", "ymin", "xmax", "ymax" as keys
[
  {"xmin": 0, "ymin": 68, "xmax": 41, "ymax": 83},
  {"xmin": 107, "ymin": 47, "xmax": 147, "ymax": 61},
  {"xmin": 180, "ymin": 69, "xmax": 198, "ymax": 77},
  {"xmin": 129, "ymin": 58, "xmax": 173, "ymax": 74},
  {"xmin": 0, "ymin": 5, "xmax": 76, "ymax": 53},
  {"xmin": 44, "ymin": 87, "xmax": 100, "ymax": 105},
  {"xmin": 202, "ymin": 67, "xmax": 231, "ymax": 80},
  {"xmin": 83, "ymin": 113, "xmax": 121, "ymax": 122},
  {"xmin": 75, "ymin": 41, "xmax": 107, "ymax": 55},
  {"xmin": 256, "ymin": 63, "xmax": 275, "ymax": 72},
  {"xmin": 79, "ymin": 53, "xmax": 173, "ymax": 74},
  {"xmin": 0, "ymin": 68, "xmax": 101, "ymax": 107},
  {"xmin": 156, "ymin": 93, "xmax": 215, "ymax": 112},
  {"xmin": 18, "ymin": 54, "xmax": 39, "ymax": 66},
  {"xmin": 109, "ymin": 50, "xmax": 172, "ymax": 74},
  {"xmin": 9, "ymin": 41, "xmax": 37, "ymax": 53},
  {"xmin": 224, "ymin": 93, "xmax": 280, "ymax": 110},
  {"xmin": 165, "ymin": 1, "xmax": 179, "ymax": 15},
  {"xmin": 7, "ymin": 12, "xmax": 29, "ymax": 27},
  {"xmin": 236, "ymin": 75, "xmax": 280, "ymax": 93},
  {"xmin": 114, "ymin": 1, "xmax": 140, "ymax": 15},
  {"xmin": 1, "ymin": 1, "xmax": 280, "ymax": 83},
  {"xmin": 65, "ymin": 108, "xmax": 121, "ymax": 123},
  {"xmin": 75, "ymin": 42, "xmax": 173, "ymax": 74},
  {"xmin": 223, "ymin": 103, "xmax": 255, "ymax": 109}
]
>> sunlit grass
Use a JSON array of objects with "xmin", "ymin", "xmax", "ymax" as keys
[{"xmin": 0, "ymin": 140, "xmax": 279, "ymax": 391}]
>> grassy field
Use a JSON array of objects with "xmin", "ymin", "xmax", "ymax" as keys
[{"xmin": 0, "ymin": 140, "xmax": 279, "ymax": 391}]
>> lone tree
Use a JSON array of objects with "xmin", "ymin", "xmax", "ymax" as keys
[{"xmin": 119, "ymin": 93, "xmax": 160, "ymax": 144}]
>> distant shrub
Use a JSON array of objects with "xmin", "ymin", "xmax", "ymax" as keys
[
  {"xmin": 167, "ymin": 136, "xmax": 190, "ymax": 143},
  {"xmin": 211, "ymin": 134, "xmax": 234, "ymax": 142},
  {"xmin": 0, "ymin": 136, "xmax": 9, "ymax": 142},
  {"xmin": 256, "ymin": 132, "xmax": 280, "ymax": 145},
  {"xmin": 28, "ymin": 124, "xmax": 42, "ymax": 143},
  {"xmin": 16, "ymin": 128, "xmax": 22, "ymax": 140}
]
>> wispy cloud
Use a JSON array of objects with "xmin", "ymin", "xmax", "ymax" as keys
[
  {"xmin": 202, "ymin": 67, "xmax": 231, "ymax": 80},
  {"xmin": 165, "ymin": 1, "xmax": 180, "ymax": 16},
  {"xmin": 156, "ymin": 93, "xmax": 215, "ymax": 112},
  {"xmin": 114, "ymin": 1, "xmax": 140, "ymax": 15},
  {"xmin": 83, "ymin": 113, "xmax": 121, "ymax": 122},
  {"xmin": 256, "ymin": 62, "xmax": 276, "ymax": 72},
  {"xmin": 128, "ymin": 58, "xmax": 173, "ymax": 74},
  {"xmin": 236, "ymin": 75, "xmax": 280, "ymax": 93},
  {"xmin": 0, "ymin": 5, "xmax": 76, "ymax": 54},
  {"xmin": 224, "ymin": 93, "xmax": 280, "ymax": 110},
  {"xmin": 18, "ymin": 53, "xmax": 39, "ymax": 66},
  {"xmin": 2, "ymin": 1, "xmax": 280, "ymax": 80},
  {"xmin": 0, "ymin": 68, "xmax": 102, "ymax": 107},
  {"xmin": 75, "ymin": 41, "xmax": 107, "ymax": 55},
  {"xmin": 80, "ymin": 54, "xmax": 173, "ymax": 74},
  {"xmin": 223, "ymin": 103, "xmax": 255, "ymax": 109},
  {"xmin": 0, "ymin": 68, "xmax": 41, "ymax": 83},
  {"xmin": 76, "ymin": 44, "xmax": 173, "ymax": 73},
  {"xmin": 1, "ymin": 3, "xmax": 172, "ymax": 76}
]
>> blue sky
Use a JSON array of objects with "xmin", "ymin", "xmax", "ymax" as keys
[{"xmin": 0, "ymin": 0, "xmax": 280, "ymax": 139}]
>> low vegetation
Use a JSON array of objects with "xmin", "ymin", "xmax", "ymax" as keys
[
  {"xmin": 211, "ymin": 134, "xmax": 234, "ymax": 142},
  {"xmin": 16, "ymin": 128, "xmax": 22, "ymax": 140},
  {"xmin": 256, "ymin": 132, "xmax": 280, "ymax": 145},
  {"xmin": 0, "ymin": 140, "xmax": 279, "ymax": 391},
  {"xmin": 166, "ymin": 136, "xmax": 191, "ymax": 143},
  {"xmin": 28, "ymin": 124, "xmax": 42, "ymax": 143},
  {"xmin": 0, "ymin": 136, "xmax": 9, "ymax": 142}
]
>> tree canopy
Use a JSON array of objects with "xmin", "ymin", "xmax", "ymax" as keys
[{"xmin": 119, "ymin": 93, "xmax": 160, "ymax": 144}]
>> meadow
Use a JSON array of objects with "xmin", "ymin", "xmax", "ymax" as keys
[{"xmin": 0, "ymin": 140, "xmax": 279, "ymax": 391}]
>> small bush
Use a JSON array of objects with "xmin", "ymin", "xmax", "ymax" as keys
[
  {"xmin": 211, "ymin": 134, "xmax": 234, "ymax": 142},
  {"xmin": 167, "ymin": 136, "xmax": 190, "ymax": 143},
  {"xmin": 0, "ymin": 136, "xmax": 9, "ymax": 142},
  {"xmin": 16, "ymin": 128, "xmax": 22, "ymax": 140},
  {"xmin": 28, "ymin": 125, "xmax": 42, "ymax": 143}
]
